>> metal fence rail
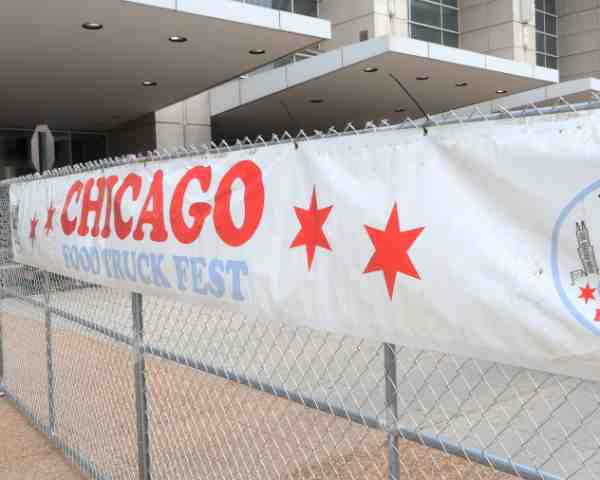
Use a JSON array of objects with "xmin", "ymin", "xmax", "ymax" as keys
[{"xmin": 1, "ymin": 100, "xmax": 600, "ymax": 480}]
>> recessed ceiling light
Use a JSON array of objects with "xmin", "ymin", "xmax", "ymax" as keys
[
  {"xmin": 82, "ymin": 22, "xmax": 103, "ymax": 30},
  {"xmin": 169, "ymin": 35, "xmax": 188, "ymax": 43},
  {"xmin": 249, "ymin": 48, "xmax": 266, "ymax": 55},
  {"xmin": 394, "ymin": 108, "xmax": 405, "ymax": 113},
  {"xmin": 456, "ymin": 81, "xmax": 468, "ymax": 87},
  {"xmin": 496, "ymin": 89, "xmax": 508, "ymax": 94},
  {"xmin": 142, "ymin": 81, "xmax": 157, "ymax": 87},
  {"xmin": 240, "ymin": 74, "xmax": 250, "ymax": 79},
  {"xmin": 363, "ymin": 67, "xmax": 379, "ymax": 73},
  {"xmin": 416, "ymin": 75, "xmax": 430, "ymax": 81},
  {"xmin": 309, "ymin": 99, "xmax": 324, "ymax": 104}
]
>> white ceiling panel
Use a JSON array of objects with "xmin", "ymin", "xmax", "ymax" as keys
[
  {"xmin": 0, "ymin": 0, "xmax": 329, "ymax": 131},
  {"xmin": 211, "ymin": 36, "xmax": 559, "ymax": 142}
]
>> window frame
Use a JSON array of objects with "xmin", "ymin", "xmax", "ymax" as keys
[
  {"xmin": 408, "ymin": 0, "xmax": 460, "ymax": 48},
  {"xmin": 535, "ymin": 0, "xmax": 559, "ymax": 69}
]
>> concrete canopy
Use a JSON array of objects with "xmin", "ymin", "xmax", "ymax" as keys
[
  {"xmin": 211, "ymin": 35, "xmax": 559, "ymax": 142},
  {"xmin": 0, "ymin": 0, "xmax": 329, "ymax": 131},
  {"xmin": 457, "ymin": 77, "xmax": 600, "ymax": 114}
]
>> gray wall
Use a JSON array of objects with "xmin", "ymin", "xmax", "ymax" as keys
[
  {"xmin": 154, "ymin": 92, "xmax": 212, "ymax": 151},
  {"xmin": 460, "ymin": 0, "xmax": 536, "ymax": 64},
  {"xmin": 559, "ymin": 0, "xmax": 600, "ymax": 80},
  {"xmin": 108, "ymin": 114, "xmax": 157, "ymax": 157}
]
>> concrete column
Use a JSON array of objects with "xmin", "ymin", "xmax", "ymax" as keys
[
  {"xmin": 107, "ymin": 114, "xmax": 157, "ymax": 157},
  {"xmin": 155, "ymin": 92, "xmax": 212, "ymax": 151},
  {"xmin": 459, "ymin": 0, "xmax": 536, "ymax": 64},
  {"xmin": 559, "ymin": 0, "xmax": 600, "ymax": 81},
  {"xmin": 317, "ymin": 0, "xmax": 379, "ymax": 50},
  {"xmin": 316, "ymin": 0, "xmax": 411, "ymax": 51},
  {"xmin": 373, "ymin": 0, "xmax": 410, "ymax": 39},
  {"xmin": 107, "ymin": 91, "xmax": 212, "ymax": 157}
]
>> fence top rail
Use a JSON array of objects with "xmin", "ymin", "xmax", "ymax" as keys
[{"xmin": 3, "ymin": 96, "xmax": 600, "ymax": 187}]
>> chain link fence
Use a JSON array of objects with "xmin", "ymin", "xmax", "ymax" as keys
[{"xmin": 2, "ymin": 101, "xmax": 600, "ymax": 480}]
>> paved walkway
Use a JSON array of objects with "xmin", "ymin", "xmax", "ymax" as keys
[{"xmin": 0, "ymin": 396, "xmax": 83, "ymax": 480}]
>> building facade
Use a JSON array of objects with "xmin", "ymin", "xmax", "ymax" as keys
[
  {"xmin": 0, "ymin": 0, "xmax": 329, "ymax": 178},
  {"xmin": 2, "ymin": 0, "xmax": 598, "ymax": 177},
  {"xmin": 149, "ymin": 0, "xmax": 582, "ymax": 152}
]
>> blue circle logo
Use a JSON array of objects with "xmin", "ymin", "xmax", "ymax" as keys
[{"xmin": 552, "ymin": 179, "xmax": 600, "ymax": 336}]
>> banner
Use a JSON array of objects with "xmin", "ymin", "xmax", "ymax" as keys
[{"xmin": 10, "ymin": 112, "xmax": 600, "ymax": 380}]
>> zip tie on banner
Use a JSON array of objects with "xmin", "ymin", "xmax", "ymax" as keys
[
  {"xmin": 344, "ymin": 123, "xmax": 358, "ymax": 135},
  {"xmin": 364, "ymin": 121, "xmax": 377, "ymax": 132},
  {"xmin": 254, "ymin": 135, "xmax": 268, "ymax": 148},
  {"xmin": 495, "ymin": 104, "xmax": 515, "ymax": 119},
  {"xmin": 280, "ymin": 131, "xmax": 294, "ymax": 144},
  {"xmin": 472, "ymin": 105, "xmax": 490, "ymax": 122},
  {"xmin": 404, "ymin": 117, "xmax": 420, "ymax": 130},
  {"xmin": 528, "ymin": 102, "xmax": 544, "ymax": 117},
  {"xmin": 559, "ymin": 96, "xmax": 580, "ymax": 115},
  {"xmin": 447, "ymin": 110, "xmax": 464, "ymax": 126}
]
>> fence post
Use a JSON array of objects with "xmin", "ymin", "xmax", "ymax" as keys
[
  {"xmin": 132, "ymin": 292, "xmax": 151, "ymax": 480},
  {"xmin": 384, "ymin": 342, "xmax": 399, "ymax": 480},
  {"xmin": 0, "ymin": 290, "xmax": 4, "ymax": 391},
  {"xmin": 44, "ymin": 272, "xmax": 56, "ymax": 436},
  {"xmin": 37, "ymin": 140, "xmax": 56, "ymax": 434}
]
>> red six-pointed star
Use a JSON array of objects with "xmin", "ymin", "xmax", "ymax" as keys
[
  {"xmin": 44, "ymin": 205, "xmax": 55, "ymax": 235},
  {"xmin": 29, "ymin": 216, "xmax": 38, "ymax": 243},
  {"xmin": 290, "ymin": 187, "xmax": 333, "ymax": 270},
  {"xmin": 364, "ymin": 203, "xmax": 425, "ymax": 300},
  {"xmin": 579, "ymin": 283, "xmax": 596, "ymax": 304}
]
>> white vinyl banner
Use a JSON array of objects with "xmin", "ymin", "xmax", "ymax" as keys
[{"xmin": 10, "ymin": 112, "xmax": 600, "ymax": 379}]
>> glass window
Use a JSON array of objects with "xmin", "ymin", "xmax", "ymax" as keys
[
  {"xmin": 71, "ymin": 134, "xmax": 107, "ymax": 165},
  {"xmin": 443, "ymin": 8, "xmax": 458, "ymax": 31},
  {"xmin": 546, "ymin": 35, "xmax": 557, "ymax": 55},
  {"xmin": 0, "ymin": 129, "xmax": 107, "ymax": 179},
  {"xmin": 411, "ymin": 0, "xmax": 441, "ymax": 26},
  {"xmin": 536, "ymin": 32, "xmax": 545, "ymax": 53},
  {"xmin": 273, "ymin": 56, "xmax": 295, "ymax": 69},
  {"xmin": 545, "ymin": 15, "xmax": 557, "ymax": 35},
  {"xmin": 547, "ymin": 55, "xmax": 558, "ymax": 69},
  {"xmin": 411, "ymin": 24, "xmax": 442, "ymax": 43},
  {"xmin": 248, "ymin": 49, "xmax": 319, "ymax": 76},
  {"xmin": 536, "ymin": 0, "xmax": 558, "ymax": 69},
  {"xmin": 536, "ymin": 11, "xmax": 545, "ymax": 31},
  {"xmin": 244, "ymin": 0, "xmax": 291, "ymax": 10},
  {"xmin": 236, "ymin": 0, "xmax": 317, "ymax": 17},
  {"xmin": 409, "ymin": 0, "xmax": 459, "ymax": 47},
  {"xmin": 53, "ymin": 133, "xmax": 72, "ymax": 169},
  {"xmin": 537, "ymin": 53, "xmax": 545, "ymax": 66},
  {"xmin": 293, "ymin": 0, "xmax": 318, "ymax": 16},
  {"xmin": 0, "ymin": 130, "xmax": 33, "ymax": 179},
  {"xmin": 443, "ymin": 31, "xmax": 459, "ymax": 48}
]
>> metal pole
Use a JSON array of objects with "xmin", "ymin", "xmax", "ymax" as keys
[
  {"xmin": 38, "ymin": 144, "xmax": 56, "ymax": 435},
  {"xmin": 384, "ymin": 342, "xmax": 399, "ymax": 480},
  {"xmin": 0, "ymin": 290, "xmax": 4, "ymax": 391},
  {"xmin": 132, "ymin": 292, "xmax": 151, "ymax": 480},
  {"xmin": 44, "ymin": 271, "xmax": 55, "ymax": 435}
]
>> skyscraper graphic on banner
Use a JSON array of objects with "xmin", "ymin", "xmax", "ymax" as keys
[{"xmin": 570, "ymin": 221, "xmax": 599, "ymax": 285}]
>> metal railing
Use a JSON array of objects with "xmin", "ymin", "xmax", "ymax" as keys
[{"xmin": 1, "ymin": 99, "xmax": 600, "ymax": 480}]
